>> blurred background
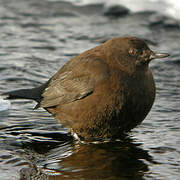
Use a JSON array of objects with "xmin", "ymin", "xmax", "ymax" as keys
[{"xmin": 0, "ymin": 0, "xmax": 179, "ymax": 179}]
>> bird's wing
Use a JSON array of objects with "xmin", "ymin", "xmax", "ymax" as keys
[{"xmin": 39, "ymin": 58, "xmax": 109, "ymax": 108}]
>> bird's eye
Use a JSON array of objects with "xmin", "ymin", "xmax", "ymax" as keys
[{"xmin": 128, "ymin": 48, "xmax": 138, "ymax": 56}]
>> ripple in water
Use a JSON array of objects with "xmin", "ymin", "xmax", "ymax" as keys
[{"xmin": 0, "ymin": 0, "xmax": 179, "ymax": 179}]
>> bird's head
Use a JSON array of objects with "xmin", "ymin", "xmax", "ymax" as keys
[
  {"xmin": 127, "ymin": 37, "xmax": 169, "ymax": 66},
  {"xmin": 104, "ymin": 37, "xmax": 169, "ymax": 73}
]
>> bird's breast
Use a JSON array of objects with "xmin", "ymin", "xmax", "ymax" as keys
[
  {"xmin": 120, "ymin": 69, "xmax": 156, "ymax": 130},
  {"xmin": 104, "ymin": 68, "xmax": 155, "ymax": 131}
]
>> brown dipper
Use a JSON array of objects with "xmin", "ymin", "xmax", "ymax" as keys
[{"xmin": 3, "ymin": 37, "xmax": 169, "ymax": 141}]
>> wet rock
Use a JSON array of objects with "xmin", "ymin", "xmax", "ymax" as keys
[
  {"xmin": 103, "ymin": 4, "xmax": 130, "ymax": 17},
  {"xmin": 20, "ymin": 165, "xmax": 47, "ymax": 180},
  {"xmin": 149, "ymin": 13, "xmax": 180, "ymax": 29}
]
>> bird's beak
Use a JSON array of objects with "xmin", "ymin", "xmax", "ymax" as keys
[{"xmin": 150, "ymin": 52, "xmax": 170, "ymax": 60}]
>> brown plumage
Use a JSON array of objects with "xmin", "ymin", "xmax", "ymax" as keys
[{"xmin": 3, "ymin": 37, "xmax": 169, "ymax": 141}]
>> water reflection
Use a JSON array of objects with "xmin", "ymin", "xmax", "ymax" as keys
[{"xmin": 20, "ymin": 136, "xmax": 154, "ymax": 180}]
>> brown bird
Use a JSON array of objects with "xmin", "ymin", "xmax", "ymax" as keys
[{"xmin": 3, "ymin": 37, "xmax": 169, "ymax": 141}]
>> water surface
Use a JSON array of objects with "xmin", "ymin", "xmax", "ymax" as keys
[{"xmin": 0, "ymin": 0, "xmax": 180, "ymax": 179}]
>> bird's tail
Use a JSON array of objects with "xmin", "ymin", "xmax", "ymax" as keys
[
  {"xmin": 1, "ymin": 81, "xmax": 49, "ymax": 101},
  {"xmin": 2, "ymin": 88, "xmax": 40, "ymax": 100}
]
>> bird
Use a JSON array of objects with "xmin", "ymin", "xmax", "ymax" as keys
[{"xmin": 2, "ymin": 37, "xmax": 169, "ymax": 141}]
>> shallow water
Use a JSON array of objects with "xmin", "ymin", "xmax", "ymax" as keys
[{"xmin": 0, "ymin": 0, "xmax": 180, "ymax": 179}]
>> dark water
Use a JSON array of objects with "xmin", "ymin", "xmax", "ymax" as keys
[{"xmin": 0, "ymin": 0, "xmax": 180, "ymax": 179}]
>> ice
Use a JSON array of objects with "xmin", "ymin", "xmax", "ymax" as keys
[{"xmin": 0, "ymin": 98, "xmax": 11, "ymax": 111}]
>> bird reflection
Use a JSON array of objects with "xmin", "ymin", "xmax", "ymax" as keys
[{"xmin": 20, "ymin": 136, "xmax": 154, "ymax": 180}]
